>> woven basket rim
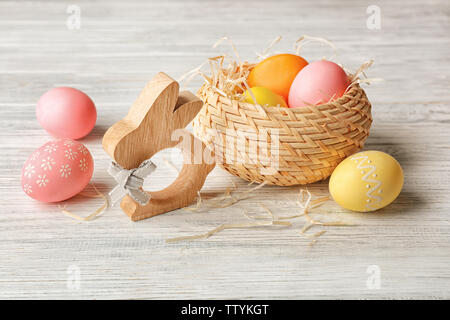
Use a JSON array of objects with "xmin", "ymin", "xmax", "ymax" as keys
[{"xmin": 200, "ymin": 81, "xmax": 366, "ymax": 114}]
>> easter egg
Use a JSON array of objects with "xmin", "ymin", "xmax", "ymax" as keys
[
  {"xmin": 247, "ymin": 54, "xmax": 308, "ymax": 101},
  {"xmin": 21, "ymin": 139, "xmax": 94, "ymax": 202},
  {"xmin": 329, "ymin": 151, "xmax": 404, "ymax": 212},
  {"xmin": 36, "ymin": 87, "xmax": 97, "ymax": 139},
  {"xmin": 244, "ymin": 87, "xmax": 288, "ymax": 108},
  {"xmin": 288, "ymin": 60, "xmax": 349, "ymax": 108}
]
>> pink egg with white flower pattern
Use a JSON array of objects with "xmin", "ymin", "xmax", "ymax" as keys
[{"xmin": 21, "ymin": 139, "xmax": 94, "ymax": 202}]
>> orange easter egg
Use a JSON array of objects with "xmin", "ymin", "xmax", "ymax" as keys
[{"xmin": 247, "ymin": 54, "xmax": 308, "ymax": 100}]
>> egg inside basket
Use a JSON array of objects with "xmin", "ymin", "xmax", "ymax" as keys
[{"xmin": 192, "ymin": 57, "xmax": 372, "ymax": 186}]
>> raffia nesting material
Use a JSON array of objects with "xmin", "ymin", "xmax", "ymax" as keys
[{"xmin": 193, "ymin": 56, "xmax": 373, "ymax": 186}]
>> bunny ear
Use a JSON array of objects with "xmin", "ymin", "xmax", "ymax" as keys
[
  {"xmin": 103, "ymin": 72, "xmax": 180, "ymax": 169},
  {"xmin": 127, "ymin": 72, "xmax": 180, "ymax": 122},
  {"xmin": 172, "ymin": 91, "xmax": 204, "ymax": 130},
  {"xmin": 103, "ymin": 72, "xmax": 204, "ymax": 170}
]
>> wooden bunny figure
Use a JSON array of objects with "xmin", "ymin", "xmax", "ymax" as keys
[{"xmin": 103, "ymin": 72, "xmax": 215, "ymax": 221}]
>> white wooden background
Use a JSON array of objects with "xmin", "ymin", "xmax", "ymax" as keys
[{"xmin": 0, "ymin": 0, "xmax": 449, "ymax": 299}]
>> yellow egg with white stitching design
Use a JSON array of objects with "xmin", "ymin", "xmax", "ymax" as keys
[{"xmin": 329, "ymin": 151, "xmax": 404, "ymax": 212}]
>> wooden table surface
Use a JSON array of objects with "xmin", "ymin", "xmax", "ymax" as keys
[{"xmin": 1, "ymin": 0, "xmax": 449, "ymax": 299}]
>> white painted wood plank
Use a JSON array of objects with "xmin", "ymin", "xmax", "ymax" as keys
[{"xmin": 0, "ymin": 0, "xmax": 449, "ymax": 299}]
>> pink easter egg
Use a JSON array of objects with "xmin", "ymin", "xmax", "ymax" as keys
[
  {"xmin": 288, "ymin": 60, "xmax": 350, "ymax": 108},
  {"xmin": 21, "ymin": 139, "xmax": 94, "ymax": 202},
  {"xmin": 36, "ymin": 87, "xmax": 97, "ymax": 139}
]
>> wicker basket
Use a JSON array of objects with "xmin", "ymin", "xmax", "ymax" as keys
[{"xmin": 193, "ymin": 80, "xmax": 372, "ymax": 186}]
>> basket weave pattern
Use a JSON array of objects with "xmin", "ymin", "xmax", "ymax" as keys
[{"xmin": 193, "ymin": 82, "xmax": 372, "ymax": 186}]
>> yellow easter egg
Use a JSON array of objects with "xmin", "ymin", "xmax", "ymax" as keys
[
  {"xmin": 329, "ymin": 151, "xmax": 404, "ymax": 212},
  {"xmin": 244, "ymin": 87, "xmax": 288, "ymax": 108}
]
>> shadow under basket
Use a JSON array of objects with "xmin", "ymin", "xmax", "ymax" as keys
[{"xmin": 193, "ymin": 82, "xmax": 372, "ymax": 186}]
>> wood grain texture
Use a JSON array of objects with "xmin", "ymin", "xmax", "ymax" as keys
[
  {"xmin": 103, "ymin": 72, "xmax": 215, "ymax": 221},
  {"xmin": 0, "ymin": 0, "xmax": 449, "ymax": 299}
]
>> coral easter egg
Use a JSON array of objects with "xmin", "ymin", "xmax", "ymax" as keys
[
  {"xmin": 329, "ymin": 151, "xmax": 404, "ymax": 212},
  {"xmin": 244, "ymin": 87, "xmax": 288, "ymax": 108},
  {"xmin": 288, "ymin": 60, "xmax": 349, "ymax": 108},
  {"xmin": 247, "ymin": 54, "xmax": 308, "ymax": 101},
  {"xmin": 37, "ymin": 87, "xmax": 97, "ymax": 139},
  {"xmin": 21, "ymin": 139, "xmax": 94, "ymax": 202}
]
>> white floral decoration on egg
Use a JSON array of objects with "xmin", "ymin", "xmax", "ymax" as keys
[
  {"xmin": 59, "ymin": 164, "xmax": 71, "ymax": 178},
  {"xmin": 23, "ymin": 184, "xmax": 32, "ymax": 194},
  {"xmin": 36, "ymin": 174, "xmax": 49, "ymax": 187},
  {"xmin": 24, "ymin": 164, "xmax": 35, "ymax": 178},
  {"xmin": 63, "ymin": 139, "xmax": 75, "ymax": 147},
  {"xmin": 41, "ymin": 157, "xmax": 55, "ymax": 171},
  {"xmin": 79, "ymin": 158, "xmax": 88, "ymax": 172},
  {"xmin": 30, "ymin": 151, "xmax": 40, "ymax": 161},
  {"xmin": 78, "ymin": 144, "xmax": 88, "ymax": 155},
  {"xmin": 65, "ymin": 148, "xmax": 78, "ymax": 160},
  {"xmin": 44, "ymin": 143, "xmax": 58, "ymax": 153}
]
